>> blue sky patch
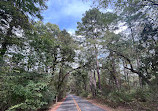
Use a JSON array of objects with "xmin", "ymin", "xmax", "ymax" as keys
[{"xmin": 42, "ymin": 0, "xmax": 91, "ymax": 34}]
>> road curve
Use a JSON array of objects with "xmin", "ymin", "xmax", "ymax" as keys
[{"xmin": 56, "ymin": 94, "xmax": 106, "ymax": 111}]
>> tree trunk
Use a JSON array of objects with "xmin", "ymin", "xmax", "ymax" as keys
[
  {"xmin": 111, "ymin": 51, "xmax": 119, "ymax": 90},
  {"xmin": 93, "ymin": 70, "xmax": 97, "ymax": 96},
  {"xmin": 96, "ymin": 52, "xmax": 101, "ymax": 89},
  {"xmin": 123, "ymin": 60, "xmax": 130, "ymax": 91},
  {"xmin": 89, "ymin": 70, "xmax": 96, "ymax": 97},
  {"xmin": 57, "ymin": 67, "xmax": 63, "ymax": 101},
  {"xmin": 136, "ymin": 53, "xmax": 143, "ymax": 88}
]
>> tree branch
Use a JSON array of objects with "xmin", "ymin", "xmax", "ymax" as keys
[
  {"xmin": 110, "ymin": 49, "xmax": 151, "ymax": 85},
  {"xmin": 57, "ymin": 64, "xmax": 87, "ymax": 90}
]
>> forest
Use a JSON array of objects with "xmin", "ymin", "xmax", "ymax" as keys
[{"xmin": 0, "ymin": 0, "xmax": 158, "ymax": 111}]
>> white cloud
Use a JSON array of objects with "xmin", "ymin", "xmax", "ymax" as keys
[
  {"xmin": 67, "ymin": 29, "xmax": 75, "ymax": 35},
  {"xmin": 62, "ymin": 0, "xmax": 91, "ymax": 18}
]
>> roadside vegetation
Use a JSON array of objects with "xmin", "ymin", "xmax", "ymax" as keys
[
  {"xmin": 71, "ymin": 0, "xmax": 158, "ymax": 110},
  {"xmin": 0, "ymin": 0, "xmax": 158, "ymax": 111}
]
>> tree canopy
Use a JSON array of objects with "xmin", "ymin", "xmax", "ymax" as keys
[{"xmin": 0, "ymin": 0, "xmax": 158, "ymax": 110}]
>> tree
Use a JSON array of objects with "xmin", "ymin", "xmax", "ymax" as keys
[
  {"xmin": 0, "ymin": 0, "xmax": 47, "ymax": 61},
  {"xmin": 76, "ymin": 8, "xmax": 105, "ymax": 89},
  {"xmin": 91, "ymin": 0, "xmax": 158, "ymax": 86}
]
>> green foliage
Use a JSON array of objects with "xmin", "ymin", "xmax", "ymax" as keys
[
  {"xmin": 0, "ymin": 72, "xmax": 56, "ymax": 111},
  {"xmin": 80, "ymin": 91, "xmax": 89, "ymax": 97},
  {"xmin": 1, "ymin": 0, "xmax": 158, "ymax": 110},
  {"xmin": 105, "ymin": 88, "xmax": 154, "ymax": 108},
  {"xmin": 0, "ymin": 0, "xmax": 48, "ymax": 60},
  {"xmin": 108, "ymin": 91, "xmax": 133, "ymax": 104},
  {"xmin": 132, "ymin": 89, "xmax": 151, "ymax": 102},
  {"xmin": 0, "ymin": 0, "xmax": 77, "ymax": 111}
]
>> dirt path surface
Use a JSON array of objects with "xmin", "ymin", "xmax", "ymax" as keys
[{"xmin": 51, "ymin": 94, "xmax": 106, "ymax": 111}]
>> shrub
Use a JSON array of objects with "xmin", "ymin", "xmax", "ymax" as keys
[
  {"xmin": 132, "ymin": 88, "xmax": 150, "ymax": 102},
  {"xmin": 80, "ymin": 91, "xmax": 88, "ymax": 97},
  {"xmin": 108, "ymin": 91, "xmax": 134, "ymax": 105},
  {"xmin": 0, "ymin": 72, "xmax": 56, "ymax": 111}
]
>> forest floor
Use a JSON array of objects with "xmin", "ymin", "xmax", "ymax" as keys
[
  {"xmin": 86, "ymin": 98, "xmax": 132, "ymax": 111},
  {"xmin": 86, "ymin": 97, "xmax": 158, "ymax": 111}
]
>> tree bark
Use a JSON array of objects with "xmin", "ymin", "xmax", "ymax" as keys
[
  {"xmin": 123, "ymin": 60, "xmax": 130, "ymax": 91},
  {"xmin": 93, "ymin": 70, "xmax": 97, "ymax": 96},
  {"xmin": 110, "ymin": 51, "xmax": 119, "ymax": 90},
  {"xmin": 94, "ymin": 44, "xmax": 101, "ymax": 89},
  {"xmin": 96, "ymin": 54, "xmax": 101, "ymax": 89}
]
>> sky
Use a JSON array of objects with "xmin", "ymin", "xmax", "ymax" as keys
[{"xmin": 42, "ymin": 0, "xmax": 92, "ymax": 35}]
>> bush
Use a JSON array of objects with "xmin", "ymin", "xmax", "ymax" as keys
[
  {"xmin": 108, "ymin": 91, "xmax": 134, "ymax": 105},
  {"xmin": 87, "ymin": 93, "xmax": 93, "ymax": 98},
  {"xmin": 0, "ymin": 72, "xmax": 56, "ymax": 111},
  {"xmin": 80, "ymin": 91, "xmax": 88, "ymax": 97},
  {"xmin": 132, "ymin": 88, "xmax": 150, "ymax": 102},
  {"xmin": 106, "ymin": 88, "xmax": 154, "ymax": 108}
]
